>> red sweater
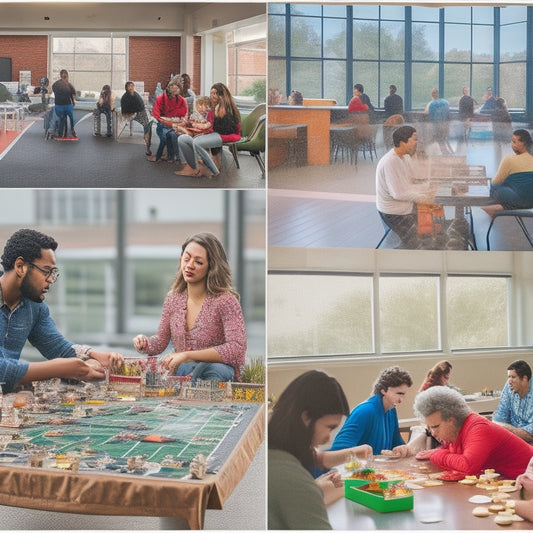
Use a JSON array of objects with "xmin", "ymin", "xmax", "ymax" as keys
[
  {"xmin": 348, "ymin": 96, "xmax": 369, "ymax": 113},
  {"xmin": 152, "ymin": 93, "xmax": 188, "ymax": 126},
  {"xmin": 430, "ymin": 413, "xmax": 533, "ymax": 478}
]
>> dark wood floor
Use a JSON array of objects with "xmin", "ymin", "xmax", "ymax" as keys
[{"xmin": 268, "ymin": 190, "xmax": 533, "ymax": 251}]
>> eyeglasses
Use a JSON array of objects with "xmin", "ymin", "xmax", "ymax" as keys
[{"xmin": 29, "ymin": 262, "xmax": 60, "ymax": 283}]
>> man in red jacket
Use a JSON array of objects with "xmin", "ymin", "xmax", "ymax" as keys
[{"xmin": 413, "ymin": 386, "xmax": 533, "ymax": 479}]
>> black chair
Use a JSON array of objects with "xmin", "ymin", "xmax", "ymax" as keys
[{"xmin": 486, "ymin": 209, "xmax": 533, "ymax": 250}]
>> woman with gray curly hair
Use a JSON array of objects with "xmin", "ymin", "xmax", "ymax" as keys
[
  {"xmin": 328, "ymin": 366, "xmax": 413, "ymax": 458},
  {"xmin": 414, "ymin": 386, "xmax": 533, "ymax": 478}
]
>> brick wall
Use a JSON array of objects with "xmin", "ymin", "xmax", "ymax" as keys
[
  {"xmin": 0, "ymin": 36, "xmax": 49, "ymax": 86},
  {"xmin": 192, "ymin": 36, "xmax": 202, "ymax": 95},
  {"xmin": 129, "ymin": 37, "xmax": 180, "ymax": 96}
]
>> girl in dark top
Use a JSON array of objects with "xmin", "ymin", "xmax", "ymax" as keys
[{"xmin": 120, "ymin": 81, "xmax": 153, "ymax": 156}]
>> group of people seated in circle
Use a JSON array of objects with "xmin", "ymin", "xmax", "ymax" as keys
[
  {"xmin": 47, "ymin": 70, "xmax": 241, "ymax": 179},
  {"xmin": 268, "ymin": 359, "xmax": 533, "ymax": 529}
]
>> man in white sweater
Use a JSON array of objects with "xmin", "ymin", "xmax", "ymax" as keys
[{"xmin": 376, "ymin": 125, "xmax": 440, "ymax": 249}]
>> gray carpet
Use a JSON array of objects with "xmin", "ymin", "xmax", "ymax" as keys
[{"xmin": 0, "ymin": 111, "xmax": 264, "ymax": 189}]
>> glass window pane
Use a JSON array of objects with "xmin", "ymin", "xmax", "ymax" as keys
[
  {"xmin": 445, "ymin": 7, "xmax": 471, "ymax": 23},
  {"xmin": 268, "ymin": 3, "xmax": 285, "ymax": 15},
  {"xmin": 268, "ymin": 59, "xmax": 286, "ymax": 99},
  {"xmin": 473, "ymin": 7, "xmax": 493, "ymax": 24},
  {"xmin": 381, "ymin": 21, "xmax": 405, "ymax": 61},
  {"xmin": 380, "ymin": 6, "xmax": 405, "ymax": 21},
  {"xmin": 445, "ymin": 24, "xmax": 471, "ymax": 61},
  {"xmin": 412, "ymin": 23, "xmax": 439, "ymax": 61},
  {"xmin": 471, "ymin": 63, "xmax": 493, "ymax": 102},
  {"xmin": 323, "ymin": 5, "xmax": 347, "ymax": 18},
  {"xmin": 268, "ymin": 14, "xmax": 286, "ymax": 57},
  {"xmin": 499, "ymin": 5, "xmax": 527, "ymax": 24},
  {"xmin": 353, "ymin": 5, "xmax": 379, "ymax": 19},
  {"xmin": 53, "ymin": 38, "xmax": 75, "ymax": 53},
  {"xmin": 473, "ymin": 25, "xmax": 494, "ymax": 62},
  {"xmin": 500, "ymin": 62, "xmax": 526, "ymax": 109},
  {"xmin": 324, "ymin": 60, "xmax": 346, "ymax": 104},
  {"xmin": 447, "ymin": 277, "xmax": 508, "ymax": 349},
  {"xmin": 323, "ymin": 18, "xmax": 346, "ymax": 59},
  {"xmin": 500, "ymin": 22, "xmax": 527, "ymax": 61},
  {"xmin": 353, "ymin": 61, "xmax": 378, "ymax": 105},
  {"xmin": 354, "ymin": 20, "xmax": 379, "ymax": 60},
  {"xmin": 380, "ymin": 62, "xmax": 404, "ymax": 106},
  {"xmin": 412, "ymin": 63, "xmax": 438, "ymax": 108},
  {"xmin": 291, "ymin": 16, "xmax": 321, "ymax": 57},
  {"xmin": 75, "ymin": 37, "xmax": 111, "ymax": 53},
  {"xmin": 291, "ymin": 4, "xmax": 321, "ymax": 17},
  {"xmin": 291, "ymin": 60, "xmax": 322, "ymax": 98},
  {"xmin": 112, "ymin": 38, "xmax": 126, "ymax": 54},
  {"xmin": 380, "ymin": 277, "xmax": 440, "ymax": 353},
  {"xmin": 267, "ymin": 275, "xmax": 373, "ymax": 357},
  {"xmin": 75, "ymin": 54, "xmax": 112, "ymax": 71},
  {"xmin": 444, "ymin": 64, "xmax": 471, "ymax": 106},
  {"xmin": 412, "ymin": 7, "xmax": 440, "ymax": 23}
]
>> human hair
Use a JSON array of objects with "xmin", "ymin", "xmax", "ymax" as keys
[
  {"xmin": 372, "ymin": 366, "xmax": 413, "ymax": 396},
  {"xmin": 125, "ymin": 81, "xmax": 135, "ymax": 91},
  {"xmin": 495, "ymin": 97, "xmax": 507, "ymax": 109},
  {"xmin": 211, "ymin": 82, "xmax": 241, "ymax": 121},
  {"xmin": 393, "ymin": 125, "xmax": 416, "ymax": 147},
  {"xmin": 513, "ymin": 129, "xmax": 533, "ymax": 151},
  {"xmin": 390, "ymin": 85, "xmax": 397, "ymax": 92},
  {"xmin": 508, "ymin": 360, "xmax": 532, "ymax": 381},
  {"xmin": 289, "ymin": 90, "xmax": 303, "ymax": 105},
  {"xmin": 421, "ymin": 360, "xmax": 452, "ymax": 390},
  {"xmin": 354, "ymin": 83, "xmax": 364, "ymax": 93},
  {"xmin": 100, "ymin": 85, "xmax": 112, "ymax": 104},
  {"xmin": 195, "ymin": 96, "xmax": 210, "ymax": 108},
  {"xmin": 170, "ymin": 232, "xmax": 239, "ymax": 299},
  {"xmin": 414, "ymin": 386, "xmax": 471, "ymax": 427},
  {"xmin": 268, "ymin": 370, "xmax": 349, "ymax": 470},
  {"xmin": 59, "ymin": 69, "xmax": 68, "ymax": 78},
  {"xmin": 166, "ymin": 75, "xmax": 183, "ymax": 98},
  {"xmin": 1, "ymin": 229, "xmax": 58, "ymax": 272},
  {"xmin": 180, "ymin": 73, "xmax": 191, "ymax": 93}
]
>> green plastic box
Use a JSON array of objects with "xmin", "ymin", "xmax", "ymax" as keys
[{"xmin": 344, "ymin": 479, "xmax": 414, "ymax": 513}]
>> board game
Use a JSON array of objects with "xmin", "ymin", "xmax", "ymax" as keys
[{"xmin": 0, "ymin": 397, "xmax": 260, "ymax": 480}]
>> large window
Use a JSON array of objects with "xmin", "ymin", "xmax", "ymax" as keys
[
  {"xmin": 268, "ymin": 271, "xmax": 511, "ymax": 359},
  {"xmin": 51, "ymin": 35, "xmax": 127, "ymax": 95},
  {"xmin": 268, "ymin": 4, "xmax": 530, "ymax": 112}
]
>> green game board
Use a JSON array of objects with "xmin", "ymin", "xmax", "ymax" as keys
[{"xmin": 4, "ymin": 399, "xmax": 260, "ymax": 480}]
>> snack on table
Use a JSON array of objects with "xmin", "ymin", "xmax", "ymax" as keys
[
  {"xmin": 494, "ymin": 515, "xmax": 513, "ymax": 526},
  {"xmin": 423, "ymin": 479, "xmax": 444, "ymax": 487},
  {"xmin": 472, "ymin": 506, "xmax": 491, "ymax": 517},
  {"xmin": 488, "ymin": 504, "xmax": 506, "ymax": 513}
]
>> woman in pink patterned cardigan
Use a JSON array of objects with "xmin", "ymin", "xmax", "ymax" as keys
[{"xmin": 133, "ymin": 232, "xmax": 246, "ymax": 383}]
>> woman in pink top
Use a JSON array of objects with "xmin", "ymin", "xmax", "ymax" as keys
[{"xmin": 133, "ymin": 232, "xmax": 246, "ymax": 383}]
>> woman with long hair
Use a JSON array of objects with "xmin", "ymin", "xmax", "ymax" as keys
[
  {"xmin": 133, "ymin": 232, "xmax": 246, "ymax": 383},
  {"xmin": 419, "ymin": 360, "xmax": 453, "ymax": 391},
  {"xmin": 268, "ymin": 370, "xmax": 350, "ymax": 529},
  {"xmin": 93, "ymin": 84, "xmax": 115, "ymax": 137},
  {"xmin": 177, "ymin": 82, "xmax": 241, "ymax": 175}
]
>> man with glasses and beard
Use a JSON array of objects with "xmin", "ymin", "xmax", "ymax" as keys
[{"xmin": 0, "ymin": 229, "xmax": 124, "ymax": 393}]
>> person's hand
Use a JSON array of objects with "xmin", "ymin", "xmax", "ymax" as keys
[
  {"xmin": 63, "ymin": 358, "xmax": 107, "ymax": 381},
  {"xmin": 415, "ymin": 449, "xmax": 436, "ymax": 461},
  {"xmin": 353, "ymin": 444, "xmax": 373, "ymax": 459},
  {"xmin": 392, "ymin": 444, "xmax": 410, "ymax": 458},
  {"xmin": 92, "ymin": 351, "xmax": 124, "ymax": 371},
  {"xmin": 160, "ymin": 352, "xmax": 189, "ymax": 374},
  {"xmin": 133, "ymin": 334, "xmax": 148, "ymax": 353}
]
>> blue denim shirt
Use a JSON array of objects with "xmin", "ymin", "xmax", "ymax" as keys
[{"xmin": 0, "ymin": 284, "xmax": 75, "ymax": 392}]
